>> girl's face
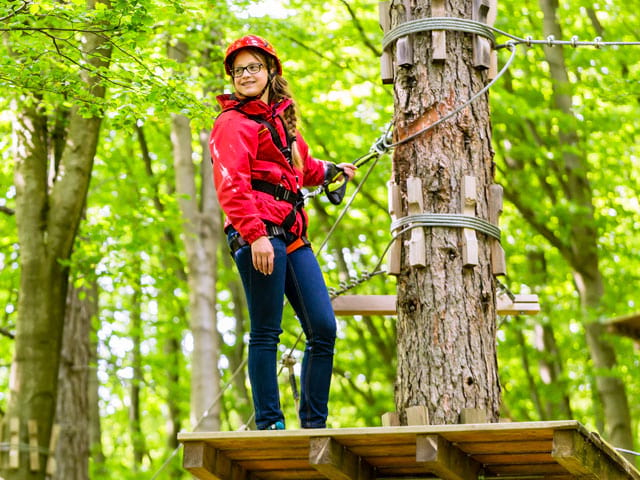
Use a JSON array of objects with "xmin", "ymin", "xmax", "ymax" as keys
[{"xmin": 232, "ymin": 50, "xmax": 269, "ymax": 102}]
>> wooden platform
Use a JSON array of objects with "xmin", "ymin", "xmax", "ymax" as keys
[
  {"xmin": 178, "ymin": 420, "xmax": 639, "ymax": 479},
  {"xmin": 606, "ymin": 312, "xmax": 640, "ymax": 341}
]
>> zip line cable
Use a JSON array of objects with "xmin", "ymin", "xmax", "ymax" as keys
[{"xmin": 150, "ymin": 21, "xmax": 640, "ymax": 479}]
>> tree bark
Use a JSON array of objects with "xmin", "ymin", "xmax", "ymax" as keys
[
  {"xmin": 53, "ymin": 281, "xmax": 97, "ymax": 480},
  {"xmin": 2, "ymin": 1, "xmax": 111, "ymax": 477},
  {"xmin": 392, "ymin": 0, "xmax": 500, "ymax": 424},
  {"xmin": 169, "ymin": 40, "xmax": 221, "ymax": 431}
]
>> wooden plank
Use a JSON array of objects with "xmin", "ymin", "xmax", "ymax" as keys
[
  {"xmin": 459, "ymin": 407, "xmax": 486, "ymax": 424},
  {"xmin": 472, "ymin": 0, "xmax": 492, "ymax": 69},
  {"xmin": 183, "ymin": 442, "xmax": 248, "ymax": 480},
  {"xmin": 606, "ymin": 312, "xmax": 640, "ymax": 341},
  {"xmin": 378, "ymin": 1, "xmax": 394, "ymax": 84},
  {"xmin": 332, "ymin": 295, "xmax": 396, "ymax": 316},
  {"xmin": 416, "ymin": 434, "xmax": 481, "ymax": 480},
  {"xmin": 489, "ymin": 184, "xmax": 506, "ymax": 276},
  {"xmin": 381, "ymin": 411, "xmax": 400, "ymax": 427},
  {"xmin": 496, "ymin": 293, "xmax": 540, "ymax": 315},
  {"xmin": 406, "ymin": 405, "xmax": 429, "ymax": 426},
  {"xmin": 9, "ymin": 417, "xmax": 20, "ymax": 469},
  {"xmin": 309, "ymin": 437, "xmax": 374, "ymax": 480},
  {"xmin": 183, "ymin": 442, "xmax": 220, "ymax": 480},
  {"xmin": 28, "ymin": 420, "xmax": 39, "ymax": 471},
  {"xmin": 552, "ymin": 430, "xmax": 640, "ymax": 480},
  {"xmin": 332, "ymin": 294, "xmax": 539, "ymax": 316},
  {"xmin": 45, "ymin": 424, "xmax": 60, "ymax": 475},
  {"xmin": 407, "ymin": 177, "xmax": 426, "ymax": 267},
  {"xmin": 459, "ymin": 439, "xmax": 552, "ymax": 454},
  {"xmin": 432, "ymin": 0, "xmax": 446, "ymax": 61}
]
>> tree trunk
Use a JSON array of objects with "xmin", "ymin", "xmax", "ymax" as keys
[
  {"xmin": 53, "ymin": 281, "xmax": 97, "ymax": 480},
  {"xmin": 391, "ymin": 0, "xmax": 500, "ymax": 424},
  {"xmin": 537, "ymin": 0, "xmax": 633, "ymax": 452},
  {"xmin": 2, "ymin": 2, "xmax": 111, "ymax": 477},
  {"xmin": 130, "ymin": 269, "xmax": 147, "ymax": 469},
  {"xmin": 169, "ymin": 41, "xmax": 221, "ymax": 431}
]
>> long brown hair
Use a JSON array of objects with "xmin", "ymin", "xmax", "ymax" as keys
[
  {"xmin": 231, "ymin": 48, "xmax": 303, "ymax": 170},
  {"xmin": 268, "ymin": 73, "xmax": 303, "ymax": 170}
]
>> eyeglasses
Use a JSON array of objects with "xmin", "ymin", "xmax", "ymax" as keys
[{"xmin": 231, "ymin": 63, "xmax": 264, "ymax": 78}]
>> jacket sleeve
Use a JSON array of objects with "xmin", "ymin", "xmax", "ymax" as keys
[
  {"xmin": 296, "ymin": 133, "xmax": 328, "ymax": 187},
  {"xmin": 210, "ymin": 112, "xmax": 268, "ymax": 243}
]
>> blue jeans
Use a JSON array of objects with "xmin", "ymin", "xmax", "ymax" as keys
[{"xmin": 229, "ymin": 230, "xmax": 336, "ymax": 429}]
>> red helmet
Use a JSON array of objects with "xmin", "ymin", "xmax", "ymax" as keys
[{"xmin": 224, "ymin": 35, "xmax": 282, "ymax": 76}]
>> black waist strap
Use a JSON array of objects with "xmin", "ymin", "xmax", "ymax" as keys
[
  {"xmin": 251, "ymin": 179, "xmax": 305, "ymax": 233},
  {"xmin": 251, "ymin": 179, "xmax": 302, "ymax": 206}
]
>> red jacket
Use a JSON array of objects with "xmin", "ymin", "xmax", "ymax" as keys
[{"xmin": 210, "ymin": 94, "xmax": 327, "ymax": 244}]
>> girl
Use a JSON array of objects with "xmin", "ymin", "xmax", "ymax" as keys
[{"xmin": 210, "ymin": 35, "xmax": 356, "ymax": 430}]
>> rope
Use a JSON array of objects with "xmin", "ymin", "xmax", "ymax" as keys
[
  {"xmin": 391, "ymin": 213, "xmax": 501, "ymax": 241},
  {"xmin": 383, "ymin": 16, "xmax": 496, "ymax": 51},
  {"xmin": 388, "ymin": 41, "xmax": 518, "ymax": 148}
]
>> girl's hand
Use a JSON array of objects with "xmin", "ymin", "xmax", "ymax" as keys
[
  {"xmin": 251, "ymin": 236, "xmax": 274, "ymax": 275},
  {"xmin": 336, "ymin": 162, "xmax": 357, "ymax": 181}
]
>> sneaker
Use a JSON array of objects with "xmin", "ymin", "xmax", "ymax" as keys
[{"xmin": 264, "ymin": 421, "xmax": 285, "ymax": 430}]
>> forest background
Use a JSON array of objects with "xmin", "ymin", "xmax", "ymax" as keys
[{"xmin": 0, "ymin": 0, "xmax": 639, "ymax": 479}]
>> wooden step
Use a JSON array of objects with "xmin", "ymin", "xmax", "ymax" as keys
[{"xmin": 331, "ymin": 294, "xmax": 540, "ymax": 316}]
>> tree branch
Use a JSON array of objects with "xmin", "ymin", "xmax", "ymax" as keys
[
  {"xmin": 338, "ymin": 0, "xmax": 381, "ymax": 57},
  {"xmin": 0, "ymin": 205, "xmax": 15, "ymax": 215}
]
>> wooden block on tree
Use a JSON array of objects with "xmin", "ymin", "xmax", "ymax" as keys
[
  {"xmin": 378, "ymin": 1, "xmax": 394, "ymax": 84},
  {"xmin": 459, "ymin": 408, "xmax": 487, "ymax": 424},
  {"xmin": 28, "ymin": 419, "xmax": 39, "ymax": 472},
  {"xmin": 309, "ymin": 437, "xmax": 375, "ymax": 480},
  {"xmin": 416, "ymin": 434, "xmax": 481, "ymax": 480},
  {"xmin": 9, "ymin": 417, "xmax": 20, "ymax": 469},
  {"xmin": 407, "ymin": 176, "xmax": 426, "ymax": 268},
  {"xmin": 396, "ymin": 0, "xmax": 413, "ymax": 67},
  {"xmin": 432, "ymin": 0, "xmax": 446, "ymax": 61},
  {"xmin": 46, "ymin": 424, "xmax": 60, "ymax": 475},
  {"xmin": 487, "ymin": 0, "xmax": 498, "ymax": 79},
  {"xmin": 461, "ymin": 176, "xmax": 478, "ymax": 267},
  {"xmin": 472, "ymin": 0, "xmax": 492, "ymax": 69},
  {"xmin": 381, "ymin": 411, "xmax": 401, "ymax": 426},
  {"xmin": 489, "ymin": 184, "xmax": 506, "ymax": 276},
  {"xmin": 406, "ymin": 406, "xmax": 430, "ymax": 425}
]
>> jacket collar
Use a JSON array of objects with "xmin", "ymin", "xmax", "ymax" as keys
[{"xmin": 216, "ymin": 94, "xmax": 292, "ymax": 119}]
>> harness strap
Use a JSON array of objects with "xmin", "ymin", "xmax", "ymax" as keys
[
  {"xmin": 233, "ymin": 108, "xmax": 293, "ymax": 165},
  {"xmin": 251, "ymin": 180, "xmax": 300, "ymax": 206},
  {"xmin": 251, "ymin": 179, "xmax": 304, "ymax": 232}
]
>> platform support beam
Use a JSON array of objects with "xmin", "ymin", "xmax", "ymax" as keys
[
  {"xmin": 309, "ymin": 437, "xmax": 375, "ymax": 480},
  {"xmin": 416, "ymin": 434, "xmax": 481, "ymax": 480},
  {"xmin": 184, "ymin": 442, "xmax": 247, "ymax": 480},
  {"xmin": 552, "ymin": 430, "xmax": 632, "ymax": 480}
]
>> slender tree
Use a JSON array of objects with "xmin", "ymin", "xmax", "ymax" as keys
[{"xmin": 168, "ymin": 39, "xmax": 222, "ymax": 431}]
